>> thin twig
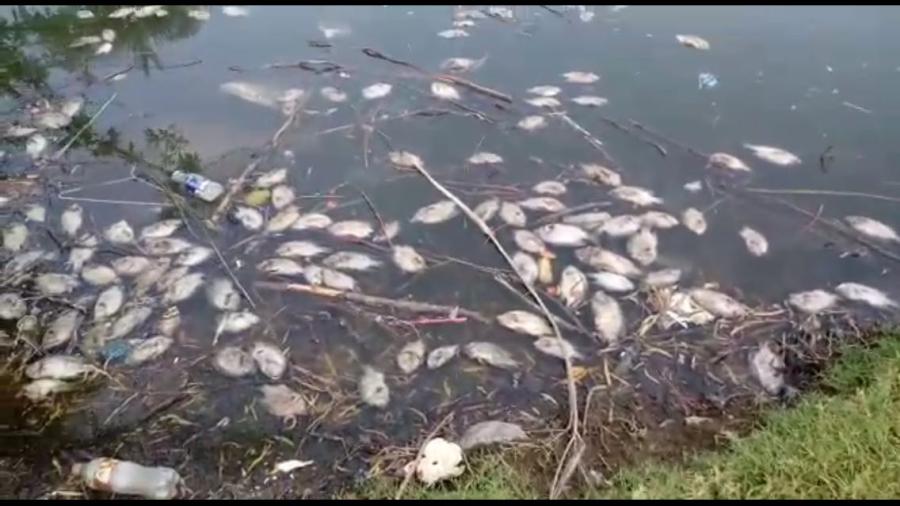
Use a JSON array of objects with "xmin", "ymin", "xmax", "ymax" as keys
[
  {"xmin": 359, "ymin": 190, "xmax": 394, "ymax": 249},
  {"xmin": 200, "ymin": 226, "xmax": 256, "ymax": 309},
  {"xmin": 745, "ymin": 187, "xmax": 900, "ymax": 204},
  {"xmin": 210, "ymin": 159, "xmax": 261, "ymax": 224},
  {"xmin": 53, "ymin": 92, "xmax": 117, "ymax": 160}
]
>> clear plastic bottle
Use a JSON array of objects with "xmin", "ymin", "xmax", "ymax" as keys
[
  {"xmin": 170, "ymin": 170, "xmax": 224, "ymax": 202},
  {"xmin": 72, "ymin": 458, "xmax": 181, "ymax": 499}
]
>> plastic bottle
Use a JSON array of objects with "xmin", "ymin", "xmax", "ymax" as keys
[
  {"xmin": 170, "ymin": 170, "xmax": 224, "ymax": 202},
  {"xmin": 72, "ymin": 458, "xmax": 181, "ymax": 499}
]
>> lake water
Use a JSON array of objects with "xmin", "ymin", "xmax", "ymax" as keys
[{"xmin": 2, "ymin": 5, "xmax": 900, "ymax": 499}]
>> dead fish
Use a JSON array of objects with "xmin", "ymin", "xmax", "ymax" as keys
[
  {"xmin": 513, "ymin": 230, "xmax": 547, "ymax": 255},
  {"xmin": 643, "ymin": 268, "xmax": 682, "ymax": 289},
  {"xmin": 271, "ymin": 185, "xmax": 295, "ymax": 209},
  {"xmin": 108, "ymin": 6, "xmax": 136, "ymax": 18},
  {"xmin": 468, "ymin": 152, "xmax": 503, "ymax": 165},
  {"xmin": 36, "ymin": 273, "xmax": 78, "ymax": 296},
  {"xmin": 155, "ymin": 306, "xmax": 180, "ymax": 337},
  {"xmin": 562, "ymin": 212, "xmax": 611, "ymax": 230},
  {"xmin": 532, "ymin": 181, "xmax": 567, "ymax": 196},
  {"xmin": 6, "ymin": 249, "xmax": 53, "ymax": 276},
  {"xmin": 681, "ymin": 208, "xmax": 707, "ymax": 235},
  {"xmin": 459, "ymin": 421, "xmax": 528, "ymax": 450},
  {"xmin": 207, "ymin": 277, "xmax": 241, "ymax": 311},
  {"xmin": 318, "ymin": 23, "xmax": 349, "ymax": 39},
  {"xmin": 591, "ymin": 291, "xmax": 624, "ymax": 344},
  {"xmin": 397, "ymin": 340, "xmax": 426, "ymax": 374},
  {"xmin": 0, "ymin": 293, "xmax": 26, "ymax": 320},
  {"xmin": 562, "ymin": 71, "xmax": 599, "ymax": 84},
  {"xmin": 69, "ymin": 35, "xmax": 102, "ymax": 47},
  {"xmin": 2, "ymin": 222, "xmax": 28, "ymax": 252},
  {"xmin": 739, "ymin": 226, "xmax": 769, "ymax": 256},
  {"xmin": 42, "ymin": 310, "xmax": 82, "ymax": 350},
  {"xmin": 473, "ymin": 199, "xmax": 501, "ymax": 222},
  {"xmin": 527, "ymin": 85, "xmax": 561, "ymax": 97},
  {"xmin": 139, "ymin": 219, "xmax": 181, "ymax": 240},
  {"xmin": 518, "ymin": 197, "xmax": 565, "ymax": 213},
  {"xmin": 110, "ymin": 304, "xmax": 153, "ymax": 340},
  {"xmin": 788, "ymin": 289, "xmax": 838, "ymax": 314},
  {"xmin": 743, "ymin": 144, "xmax": 801, "ymax": 166},
  {"xmin": 497, "ymin": 310, "xmax": 553, "ymax": 337},
  {"xmin": 535, "ymin": 223, "xmax": 589, "ymax": 247},
  {"xmin": 707, "ymin": 152, "xmax": 751, "ymax": 172},
  {"xmin": 575, "ymin": 247, "xmax": 642, "ymax": 278},
  {"xmin": 186, "ymin": 8, "xmax": 210, "ymax": 21},
  {"xmin": 427, "ymin": 345, "xmax": 460, "ymax": 369},
  {"xmin": 513, "ymin": 251, "xmax": 539, "ymax": 286},
  {"xmin": 388, "ymin": 150, "xmax": 424, "ymax": 169},
  {"xmin": 156, "ymin": 266, "xmax": 190, "ymax": 292},
  {"xmin": 214, "ymin": 347, "xmax": 257, "ymax": 378},
  {"xmin": 35, "ymin": 111, "xmax": 71, "ymax": 130},
  {"xmin": 251, "ymin": 341, "xmax": 287, "ymax": 380},
  {"xmin": 27, "ymin": 134, "xmax": 48, "ymax": 157},
  {"xmin": 276, "ymin": 241, "xmax": 330, "ymax": 258},
  {"xmin": 439, "ymin": 56, "xmax": 486, "ymax": 73},
  {"xmin": 610, "ymin": 186, "xmax": 662, "ymax": 207},
  {"xmin": 538, "ymin": 256, "xmax": 553, "ymax": 285},
  {"xmin": 61, "ymin": 204, "xmax": 83, "ymax": 237},
  {"xmin": 675, "ymin": 34, "xmax": 710, "ymax": 50},
  {"xmin": 464, "ymin": 341, "xmax": 519, "ymax": 370},
  {"xmin": 22, "ymin": 378, "xmax": 77, "ymax": 402},
  {"xmin": 835, "ymin": 282, "xmax": 897, "ymax": 309},
  {"xmin": 104, "ymin": 220, "xmax": 134, "ymax": 244},
  {"xmin": 24, "ymin": 204, "xmax": 46, "ymax": 223},
  {"xmin": 292, "ymin": 213, "xmax": 333, "ymax": 231},
  {"xmin": 25, "ymin": 355, "xmax": 92, "ymax": 380},
  {"xmin": 257, "ymin": 258, "xmax": 306, "ymax": 277},
  {"xmin": 220, "ymin": 81, "xmax": 281, "ymax": 109},
  {"xmin": 216, "ymin": 311, "xmax": 261, "ymax": 335},
  {"xmin": 600, "ymin": 215, "xmax": 642, "ymax": 237},
  {"xmin": 559, "ymin": 265, "xmax": 588, "ymax": 308},
  {"xmin": 589, "ymin": 271, "xmax": 635, "ymax": 293},
  {"xmin": 61, "ymin": 97, "xmax": 84, "ymax": 118},
  {"xmin": 690, "ymin": 288, "xmax": 749, "ymax": 318},
  {"xmin": 525, "ymin": 96, "xmax": 561, "ymax": 108},
  {"xmin": 684, "ymin": 180, "xmax": 704, "ymax": 193},
  {"xmin": 571, "ymin": 96, "xmax": 608, "ymax": 107},
  {"xmin": 581, "ymin": 163, "xmax": 621, "ymax": 187},
  {"xmin": 163, "ymin": 272, "xmax": 205, "ymax": 305},
  {"xmin": 110, "ymin": 256, "xmax": 151, "ymax": 277},
  {"xmin": 323, "ymin": 251, "xmax": 382, "ymax": 272},
  {"xmin": 627, "ymin": 228, "xmax": 658, "ymax": 266},
  {"xmin": 845, "ymin": 216, "xmax": 900, "ymax": 242},
  {"xmin": 125, "ymin": 336, "xmax": 173, "ymax": 366},
  {"xmin": 359, "ymin": 366, "xmax": 389, "ymax": 408},
  {"xmin": 320, "ymin": 86, "xmax": 347, "ymax": 103},
  {"xmin": 750, "ymin": 342, "xmax": 785, "ymax": 395},
  {"xmin": 431, "ymin": 82, "xmax": 461, "ymax": 100},
  {"xmin": 303, "ymin": 264, "xmax": 324, "ymax": 286},
  {"xmin": 93, "ymin": 285, "xmax": 124, "ymax": 321},
  {"xmin": 362, "ymin": 83, "xmax": 392, "ymax": 100},
  {"xmin": 534, "ymin": 336, "xmax": 583, "ymax": 361},
  {"xmin": 254, "ymin": 168, "xmax": 288, "ymax": 189},
  {"xmin": 266, "ymin": 205, "xmax": 301, "ymax": 233},
  {"xmin": 392, "ymin": 245, "xmax": 427, "ymax": 273},
  {"xmin": 233, "ymin": 206, "xmax": 264, "ymax": 231},
  {"xmin": 411, "ymin": 200, "xmax": 459, "ymax": 224},
  {"xmin": 640, "ymin": 211, "xmax": 679, "ymax": 230},
  {"xmin": 321, "ymin": 267, "xmax": 357, "ymax": 291},
  {"xmin": 5, "ymin": 125, "xmax": 37, "ymax": 138},
  {"xmin": 328, "ymin": 220, "xmax": 374, "ymax": 240},
  {"xmin": 142, "ymin": 237, "xmax": 193, "ymax": 256},
  {"xmin": 176, "ymin": 246, "xmax": 214, "ymax": 267},
  {"xmin": 372, "ymin": 220, "xmax": 401, "ymax": 243},
  {"xmin": 260, "ymin": 384, "xmax": 307, "ymax": 422},
  {"xmin": 132, "ymin": 259, "xmax": 171, "ymax": 296},
  {"xmin": 499, "ymin": 202, "xmax": 527, "ymax": 227},
  {"xmin": 437, "ymin": 28, "xmax": 469, "ymax": 39},
  {"xmin": 518, "ymin": 115, "xmax": 547, "ymax": 131}
]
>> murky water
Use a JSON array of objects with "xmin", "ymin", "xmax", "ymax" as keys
[{"xmin": 2, "ymin": 5, "xmax": 900, "ymax": 498}]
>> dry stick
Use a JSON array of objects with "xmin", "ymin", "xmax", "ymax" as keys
[
  {"xmin": 531, "ymin": 201, "xmax": 612, "ymax": 227},
  {"xmin": 744, "ymin": 187, "xmax": 900, "ymax": 205},
  {"xmin": 394, "ymin": 412, "xmax": 454, "ymax": 500},
  {"xmin": 255, "ymin": 282, "xmax": 491, "ymax": 324},
  {"xmin": 493, "ymin": 275, "xmax": 590, "ymax": 337},
  {"xmin": 52, "ymin": 92, "xmax": 117, "ymax": 160},
  {"xmin": 554, "ymin": 113, "xmax": 615, "ymax": 165},
  {"xmin": 210, "ymin": 158, "xmax": 261, "ymax": 224},
  {"xmin": 596, "ymin": 113, "xmax": 667, "ymax": 157},
  {"xmin": 359, "ymin": 190, "xmax": 394, "ymax": 249},
  {"xmin": 405, "ymin": 160, "xmax": 581, "ymax": 499},
  {"xmin": 628, "ymin": 119, "xmax": 710, "ymax": 159}
]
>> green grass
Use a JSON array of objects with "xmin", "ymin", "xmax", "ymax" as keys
[{"xmin": 351, "ymin": 335, "xmax": 900, "ymax": 499}]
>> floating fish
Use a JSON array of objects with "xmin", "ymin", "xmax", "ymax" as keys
[
  {"xmin": 681, "ymin": 208, "xmax": 707, "ymax": 235},
  {"xmin": 126, "ymin": 336, "xmax": 173, "ymax": 366},
  {"xmin": 318, "ymin": 24, "xmax": 349, "ymax": 39},
  {"xmin": 675, "ymin": 34, "xmax": 710, "ymax": 50},
  {"xmin": 835, "ymin": 282, "xmax": 897, "ymax": 309},
  {"xmin": 388, "ymin": 151, "xmax": 424, "ymax": 169},
  {"xmin": 222, "ymin": 6, "xmax": 249, "ymax": 17},
  {"xmin": 439, "ymin": 56, "xmax": 486, "ymax": 73},
  {"xmin": 6, "ymin": 249, "xmax": 52, "ymax": 276},
  {"xmin": 640, "ymin": 211, "xmax": 679, "ymax": 230},
  {"xmin": 845, "ymin": 216, "xmax": 899, "ymax": 242},
  {"xmin": 397, "ymin": 340, "xmax": 426, "ymax": 374},
  {"xmin": 562, "ymin": 71, "xmax": 599, "ymax": 84},
  {"xmin": 534, "ymin": 336, "xmax": 583, "ymax": 361},
  {"xmin": 0, "ymin": 293, "xmax": 26, "ymax": 320},
  {"xmin": 527, "ymin": 85, "xmax": 561, "ymax": 97},
  {"xmin": 36, "ymin": 273, "xmax": 78, "ymax": 296},
  {"xmin": 260, "ymin": 384, "xmax": 307, "ymax": 422},
  {"xmin": 411, "ymin": 200, "xmax": 459, "ymax": 224},
  {"xmin": 788, "ymin": 289, "xmax": 838, "ymax": 314},
  {"xmin": 321, "ymin": 267, "xmax": 357, "ymax": 291},
  {"xmin": 186, "ymin": 8, "xmax": 210, "ymax": 20},
  {"xmin": 216, "ymin": 311, "xmax": 261, "ymax": 334},
  {"xmin": 575, "ymin": 247, "xmax": 642, "ymax": 277},
  {"xmin": 214, "ymin": 347, "xmax": 257, "ymax": 378},
  {"xmin": 627, "ymin": 228, "xmax": 658, "ymax": 266},
  {"xmin": 101, "ymin": 28, "xmax": 116, "ymax": 42},
  {"xmin": 362, "ymin": 83, "xmax": 392, "ymax": 100},
  {"xmin": 232, "ymin": 206, "xmax": 264, "ymax": 231},
  {"xmin": 320, "ymin": 86, "xmax": 348, "ymax": 103},
  {"xmin": 111, "ymin": 256, "xmax": 151, "ymax": 276},
  {"xmin": 155, "ymin": 306, "xmax": 180, "ymax": 337},
  {"xmin": 610, "ymin": 186, "xmax": 662, "ymax": 207},
  {"xmin": 373, "ymin": 221, "xmax": 401, "ymax": 243},
  {"xmin": 437, "ymin": 29, "xmax": 469, "ymax": 39},
  {"xmin": 739, "ymin": 226, "xmax": 769, "ymax": 256},
  {"xmin": 76, "ymin": 9, "xmax": 95, "ymax": 19},
  {"xmin": 392, "ymin": 245, "xmax": 427, "ymax": 273},
  {"xmin": 581, "ymin": 163, "xmax": 621, "ymax": 187},
  {"xmin": 513, "ymin": 230, "xmax": 547, "ymax": 255},
  {"xmin": 707, "ymin": 152, "xmax": 751, "ymax": 172},
  {"xmin": 591, "ymin": 291, "xmax": 624, "ymax": 344},
  {"xmin": 562, "ymin": 212, "xmax": 611, "ymax": 230},
  {"xmin": 518, "ymin": 115, "xmax": 547, "ymax": 131},
  {"xmin": 3, "ymin": 223, "xmax": 27, "ymax": 252},
  {"xmin": 139, "ymin": 219, "xmax": 182, "ymax": 240},
  {"xmin": 474, "ymin": 198, "xmax": 500, "ymax": 222},
  {"xmin": 93, "ymin": 285, "xmax": 124, "ymax": 321},
  {"xmin": 532, "ymin": 181, "xmax": 567, "ymax": 196},
  {"xmin": 459, "ymin": 421, "xmax": 527, "ymax": 450},
  {"xmin": 207, "ymin": 277, "xmax": 241, "ymax": 311},
  {"xmin": 525, "ymin": 96, "xmax": 561, "ymax": 108},
  {"xmin": 359, "ymin": 366, "xmax": 389, "ymax": 408},
  {"xmin": 559, "ymin": 265, "xmax": 588, "ymax": 308},
  {"xmin": 25, "ymin": 355, "xmax": 91, "ymax": 380},
  {"xmin": 21, "ymin": 378, "xmax": 77, "ymax": 401},
  {"xmin": 156, "ymin": 266, "xmax": 189, "ymax": 292},
  {"xmin": 271, "ymin": 185, "xmax": 296, "ymax": 209},
  {"xmin": 60, "ymin": 98, "xmax": 84, "ymax": 118},
  {"xmin": 497, "ymin": 310, "xmax": 553, "ymax": 337},
  {"xmin": 571, "ymin": 96, "xmax": 608, "ymax": 107},
  {"xmin": 175, "ymin": 246, "xmax": 213, "ymax": 267},
  {"xmin": 684, "ymin": 180, "xmax": 704, "ymax": 193},
  {"xmin": 292, "ymin": 213, "xmax": 333, "ymax": 231},
  {"xmin": 303, "ymin": 264, "xmax": 324, "ymax": 286},
  {"xmin": 35, "ymin": 111, "xmax": 71, "ymax": 129},
  {"xmin": 61, "ymin": 204, "xmax": 83, "ymax": 238},
  {"xmin": 468, "ymin": 152, "xmax": 503, "ymax": 165},
  {"xmin": 95, "ymin": 42, "xmax": 112, "ymax": 55},
  {"xmin": 133, "ymin": 258, "xmax": 172, "ymax": 295},
  {"xmin": 142, "ymin": 237, "xmax": 193, "ymax": 256},
  {"xmin": 535, "ymin": 223, "xmax": 589, "ymax": 247},
  {"xmin": 499, "ymin": 202, "xmax": 527, "ymax": 227},
  {"xmin": 512, "ymin": 251, "xmax": 539, "ymax": 286},
  {"xmin": 538, "ymin": 255, "xmax": 554, "ymax": 285},
  {"xmin": 5, "ymin": 125, "xmax": 37, "ymax": 138},
  {"xmin": 276, "ymin": 240, "xmax": 330, "ymax": 258},
  {"xmin": 266, "ymin": 205, "xmax": 301, "ymax": 232},
  {"xmin": 257, "ymin": 258, "xmax": 306, "ymax": 276},
  {"xmin": 163, "ymin": 272, "xmax": 205, "ymax": 305},
  {"xmin": 643, "ymin": 268, "xmax": 683, "ymax": 289},
  {"xmin": 589, "ymin": 271, "xmax": 635, "ymax": 293},
  {"xmin": 26, "ymin": 135, "xmax": 48, "ymax": 158},
  {"xmin": 110, "ymin": 305, "xmax": 153, "ymax": 340},
  {"xmin": 464, "ymin": 341, "xmax": 519, "ymax": 369},
  {"xmin": 220, "ymin": 81, "xmax": 281, "ymax": 109},
  {"xmin": 690, "ymin": 288, "xmax": 748, "ymax": 318},
  {"xmin": 743, "ymin": 144, "xmax": 801, "ymax": 166},
  {"xmin": 518, "ymin": 197, "xmax": 565, "ymax": 213},
  {"xmin": 252, "ymin": 341, "xmax": 287, "ymax": 380},
  {"xmin": 328, "ymin": 220, "xmax": 374, "ymax": 240},
  {"xmin": 43, "ymin": 310, "xmax": 83, "ymax": 350},
  {"xmin": 600, "ymin": 215, "xmax": 642, "ymax": 237},
  {"xmin": 431, "ymin": 82, "xmax": 461, "ymax": 100},
  {"xmin": 427, "ymin": 345, "xmax": 459, "ymax": 369},
  {"xmin": 750, "ymin": 342, "xmax": 785, "ymax": 395},
  {"xmin": 323, "ymin": 251, "xmax": 382, "ymax": 272}
]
